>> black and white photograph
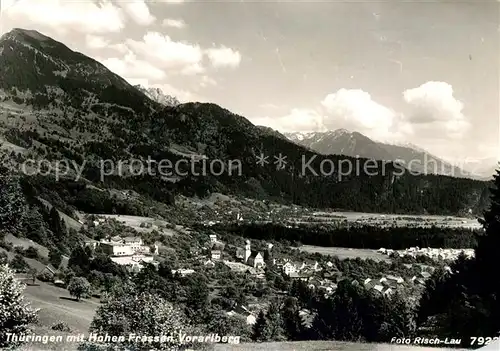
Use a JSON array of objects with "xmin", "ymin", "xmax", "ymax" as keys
[{"xmin": 0, "ymin": 0, "xmax": 499, "ymax": 350}]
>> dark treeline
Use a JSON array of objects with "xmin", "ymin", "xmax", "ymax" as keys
[{"xmin": 210, "ymin": 223, "xmax": 481, "ymax": 249}]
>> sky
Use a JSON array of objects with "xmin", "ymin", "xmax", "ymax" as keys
[{"xmin": 0, "ymin": 0, "xmax": 499, "ymax": 162}]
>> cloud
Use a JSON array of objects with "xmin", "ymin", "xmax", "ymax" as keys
[
  {"xmin": 320, "ymin": 88, "xmax": 399, "ymax": 140},
  {"xmin": 206, "ymin": 46, "xmax": 242, "ymax": 68},
  {"xmin": 119, "ymin": 0, "xmax": 156, "ymax": 26},
  {"xmin": 126, "ymin": 32, "xmax": 204, "ymax": 75},
  {"xmin": 123, "ymin": 32, "xmax": 242, "ymax": 76},
  {"xmin": 162, "ymin": 18, "xmax": 186, "ymax": 28},
  {"xmin": 3, "ymin": 0, "xmax": 125, "ymax": 34},
  {"xmin": 200, "ymin": 76, "xmax": 217, "ymax": 88},
  {"xmin": 259, "ymin": 103, "xmax": 287, "ymax": 110},
  {"xmin": 99, "ymin": 50, "xmax": 167, "ymax": 82},
  {"xmin": 252, "ymin": 82, "xmax": 469, "ymax": 147},
  {"xmin": 156, "ymin": 0, "xmax": 186, "ymax": 3},
  {"xmin": 403, "ymin": 81, "xmax": 470, "ymax": 139},
  {"xmin": 85, "ymin": 35, "xmax": 109, "ymax": 49},
  {"xmin": 251, "ymin": 108, "xmax": 324, "ymax": 133}
]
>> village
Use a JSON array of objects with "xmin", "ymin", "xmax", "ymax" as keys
[
  {"xmin": 46, "ymin": 214, "xmax": 459, "ymax": 329},
  {"xmin": 378, "ymin": 247, "xmax": 475, "ymax": 260}
]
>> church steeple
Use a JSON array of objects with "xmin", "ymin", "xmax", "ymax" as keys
[{"xmin": 244, "ymin": 240, "xmax": 251, "ymax": 262}]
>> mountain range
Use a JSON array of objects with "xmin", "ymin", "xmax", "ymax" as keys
[
  {"xmin": 285, "ymin": 130, "xmax": 495, "ymax": 180},
  {"xmin": 0, "ymin": 28, "xmax": 493, "ymax": 217}
]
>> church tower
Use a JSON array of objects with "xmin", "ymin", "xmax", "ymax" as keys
[{"xmin": 244, "ymin": 240, "xmax": 251, "ymax": 262}]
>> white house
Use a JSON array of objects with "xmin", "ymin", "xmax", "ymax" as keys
[
  {"xmin": 386, "ymin": 275, "xmax": 404, "ymax": 284},
  {"xmin": 383, "ymin": 287, "xmax": 393, "ymax": 296},
  {"xmin": 246, "ymin": 314, "xmax": 256, "ymax": 325},
  {"xmin": 209, "ymin": 234, "xmax": 217, "ymax": 243},
  {"xmin": 211, "ymin": 250, "xmax": 221, "ymax": 261},
  {"xmin": 283, "ymin": 262, "xmax": 297, "ymax": 276},
  {"xmin": 110, "ymin": 255, "xmax": 154, "ymax": 271},
  {"xmin": 99, "ymin": 237, "xmax": 155, "ymax": 256},
  {"xmin": 100, "ymin": 242, "xmax": 134, "ymax": 256},
  {"xmin": 247, "ymin": 251, "xmax": 264, "ymax": 269},
  {"xmin": 172, "ymin": 269, "xmax": 195, "ymax": 277}
]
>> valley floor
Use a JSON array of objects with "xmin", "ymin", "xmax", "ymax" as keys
[{"xmin": 298, "ymin": 245, "xmax": 390, "ymax": 262}]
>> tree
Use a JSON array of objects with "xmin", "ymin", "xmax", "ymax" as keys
[
  {"xmin": 0, "ymin": 252, "xmax": 8, "ymax": 265},
  {"xmin": 48, "ymin": 207, "xmax": 66, "ymax": 239},
  {"xmin": 10, "ymin": 254, "xmax": 29, "ymax": 273},
  {"xmin": 49, "ymin": 248, "xmax": 62, "ymax": 269},
  {"xmin": 67, "ymin": 277, "xmax": 91, "ymax": 301},
  {"xmin": 416, "ymin": 165, "xmax": 500, "ymax": 343},
  {"xmin": 23, "ymin": 206, "xmax": 48, "ymax": 245},
  {"xmin": 0, "ymin": 168, "xmax": 26, "ymax": 237},
  {"xmin": 252, "ymin": 310, "xmax": 269, "ymax": 342},
  {"xmin": 222, "ymin": 284, "xmax": 246, "ymax": 306},
  {"xmin": 68, "ymin": 246, "xmax": 91, "ymax": 276},
  {"xmin": 206, "ymin": 312, "xmax": 250, "ymax": 340},
  {"xmin": 24, "ymin": 246, "xmax": 39, "ymax": 259},
  {"xmin": 474, "ymin": 166, "xmax": 500, "ymax": 332},
  {"xmin": 184, "ymin": 274, "xmax": 209, "ymax": 323},
  {"xmin": 265, "ymin": 300, "xmax": 285, "ymax": 341},
  {"xmin": 378, "ymin": 291, "xmax": 416, "ymax": 340},
  {"xmin": 281, "ymin": 297, "xmax": 303, "ymax": 341},
  {"xmin": 0, "ymin": 264, "xmax": 38, "ymax": 347},
  {"xmin": 28, "ymin": 268, "xmax": 37, "ymax": 285},
  {"xmin": 85, "ymin": 291, "xmax": 193, "ymax": 350},
  {"xmin": 312, "ymin": 281, "xmax": 364, "ymax": 342}
]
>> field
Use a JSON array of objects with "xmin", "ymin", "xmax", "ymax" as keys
[
  {"xmin": 15, "ymin": 277, "xmax": 99, "ymax": 351},
  {"xmin": 94, "ymin": 214, "xmax": 176, "ymax": 235},
  {"xmin": 294, "ymin": 211, "xmax": 481, "ymax": 229},
  {"xmin": 298, "ymin": 245, "xmax": 390, "ymax": 262},
  {"xmin": 21, "ymin": 278, "xmax": 98, "ymax": 331}
]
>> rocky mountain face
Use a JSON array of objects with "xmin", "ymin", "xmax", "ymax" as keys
[
  {"xmin": 0, "ymin": 28, "xmax": 492, "ymax": 216},
  {"xmin": 134, "ymin": 85, "xmax": 180, "ymax": 107},
  {"xmin": 286, "ymin": 130, "xmax": 475, "ymax": 179},
  {"xmin": 0, "ymin": 28, "xmax": 154, "ymax": 115},
  {"xmin": 285, "ymin": 129, "xmax": 394, "ymax": 161}
]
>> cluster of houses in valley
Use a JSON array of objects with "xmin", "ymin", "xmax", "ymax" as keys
[
  {"xmin": 271, "ymin": 258, "xmax": 437, "ymax": 298},
  {"xmin": 84, "ymin": 236, "xmax": 158, "ymax": 272},
  {"xmin": 377, "ymin": 247, "xmax": 475, "ymax": 260},
  {"xmin": 206, "ymin": 235, "xmax": 268, "ymax": 271}
]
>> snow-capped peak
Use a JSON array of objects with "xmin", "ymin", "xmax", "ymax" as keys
[
  {"xmin": 134, "ymin": 84, "xmax": 180, "ymax": 107},
  {"xmin": 330, "ymin": 128, "xmax": 351, "ymax": 138}
]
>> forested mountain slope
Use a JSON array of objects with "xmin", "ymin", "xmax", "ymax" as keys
[{"xmin": 0, "ymin": 28, "xmax": 492, "ymax": 216}]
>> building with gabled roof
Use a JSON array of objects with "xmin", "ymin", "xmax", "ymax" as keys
[
  {"xmin": 247, "ymin": 251, "xmax": 264, "ymax": 269},
  {"xmin": 211, "ymin": 250, "xmax": 221, "ymax": 261}
]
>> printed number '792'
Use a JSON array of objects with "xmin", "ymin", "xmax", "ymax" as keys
[{"xmin": 470, "ymin": 337, "xmax": 498, "ymax": 345}]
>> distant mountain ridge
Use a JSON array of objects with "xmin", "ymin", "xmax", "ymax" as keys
[
  {"xmin": 134, "ymin": 85, "xmax": 180, "ymax": 107},
  {"xmin": 285, "ymin": 130, "xmax": 475, "ymax": 179},
  {"xmin": 285, "ymin": 129, "xmax": 395, "ymax": 161}
]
